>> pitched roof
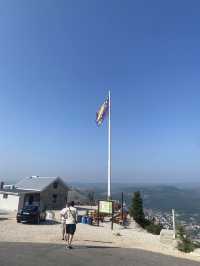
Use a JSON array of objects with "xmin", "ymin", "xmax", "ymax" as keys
[{"xmin": 15, "ymin": 176, "xmax": 66, "ymax": 192}]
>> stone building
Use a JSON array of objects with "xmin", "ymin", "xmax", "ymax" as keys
[{"xmin": 0, "ymin": 176, "xmax": 69, "ymax": 211}]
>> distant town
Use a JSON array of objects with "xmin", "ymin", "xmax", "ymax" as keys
[{"xmin": 145, "ymin": 209, "xmax": 200, "ymax": 241}]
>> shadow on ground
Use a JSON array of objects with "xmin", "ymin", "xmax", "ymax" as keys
[
  {"xmin": 39, "ymin": 220, "xmax": 60, "ymax": 225},
  {"xmin": 83, "ymin": 239, "xmax": 113, "ymax": 244},
  {"xmin": 18, "ymin": 220, "xmax": 60, "ymax": 226},
  {"xmin": 0, "ymin": 218, "xmax": 8, "ymax": 221},
  {"xmin": 0, "ymin": 242, "xmax": 199, "ymax": 266}
]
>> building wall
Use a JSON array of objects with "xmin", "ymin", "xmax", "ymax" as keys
[
  {"xmin": 0, "ymin": 193, "xmax": 19, "ymax": 211},
  {"xmin": 40, "ymin": 179, "xmax": 68, "ymax": 210},
  {"xmin": 18, "ymin": 194, "xmax": 25, "ymax": 211}
]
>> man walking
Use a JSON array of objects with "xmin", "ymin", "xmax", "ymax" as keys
[
  {"xmin": 60, "ymin": 201, "xmax": 77, "ymax": 249},
  {"xmin": 60, "ymin": 205, "xmax": 67, "ymax": 240}
]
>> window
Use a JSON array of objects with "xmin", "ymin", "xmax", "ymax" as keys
[
  {"xmin": 3, "ymin": 194, "xmax": 8, "ymax": 199},
  {"xmin": 53, "ymin": 181, "xmax": 58, "ymax": 189},
  {"xmin": 28, "ymin": 195, "xmax": 34, "ymax": 205},
  {"xmin": 52, "ymin": 194, "xmax": 57, "ymax": 203}
]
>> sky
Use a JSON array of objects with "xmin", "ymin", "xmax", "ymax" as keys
[{"xmin": 1, "ymin": 0, "xmax": 200, "ymax": 183}]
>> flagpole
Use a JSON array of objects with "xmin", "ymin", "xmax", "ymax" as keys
[{"xmin": 108, "ymin": 90, "xmax": 111, "ymax": 200}]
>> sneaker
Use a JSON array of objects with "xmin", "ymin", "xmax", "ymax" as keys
[{"xmin": 69, "ymin": 246, "xmax": 73, "ymax": 249}]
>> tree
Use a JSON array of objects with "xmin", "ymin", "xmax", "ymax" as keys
[
  {"xmin": 129, "ymin": 191, "xmax": 145, "ymax": 227},
  {"xmin": 87, "ymin": 191, "xmax": 95, "ymax": 205}
]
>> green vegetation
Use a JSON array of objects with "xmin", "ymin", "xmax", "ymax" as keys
[
  {"xmin": 129, "ymin": 191, "xmax": 145, "ymax": 226},
  {"xmin": 129, "ymin": 191, "xmax": 163, "ymax": 235},
  {"xmin": 145, "ymin": 222, "xmax": 163, "ymax": 235},
  {"xmin": 176, "ymin": 225, "xmax": 200, "ymax": 252},
  {"xmin": 176, "ymin": 225, "xmax": 194, "ymax": 252},
  {"xmin": 87, "ymin": 191, "xmax": 95, "ymax": 205},
  {"xmin": 176, "ymin": 225, "xmax": 197, "ymax": 253}
]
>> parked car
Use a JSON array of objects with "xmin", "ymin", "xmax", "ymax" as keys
[{"xmin": 16, "ymin": 206, "xmax": 46, "ymax": 224}]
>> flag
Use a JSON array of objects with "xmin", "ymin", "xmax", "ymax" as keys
[{"xmin": 96, "ymin": 97, "xmax": 109, "ymax": 126}]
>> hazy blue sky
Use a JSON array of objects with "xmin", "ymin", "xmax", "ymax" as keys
[{"xmin": 1, "ymin": 1, "xmax": 200, "ymax": 183}]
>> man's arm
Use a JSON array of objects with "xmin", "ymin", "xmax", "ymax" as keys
[{"xmin": 60, "ymin": 209, "xmax": 66, "ymax": 217}]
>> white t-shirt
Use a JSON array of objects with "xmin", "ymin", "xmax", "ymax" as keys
[
  {"xmin": 60, "ymin": 208, "xmax": 67, "ymax": 223},
  {"xmin": 60, "ymin": 207, "xmax": 77, "ymax": 224}
]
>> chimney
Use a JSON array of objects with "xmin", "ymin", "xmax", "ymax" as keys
[{"xmin": 0, "ymin": 181, "xmax": 4, "ymax": 189}]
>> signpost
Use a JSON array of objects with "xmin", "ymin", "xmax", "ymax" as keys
[
  {"xmin": 98, "ymin": 200, "xmax": 114, "ymax": 230},
  {"xmin": 99, "ymin": 200, "xmax": 113, "ymax": 214}
]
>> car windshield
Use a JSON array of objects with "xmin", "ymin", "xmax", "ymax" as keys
[{"xmin": 23, "ymin": 206, "xmax": 38, "ymax": 212}]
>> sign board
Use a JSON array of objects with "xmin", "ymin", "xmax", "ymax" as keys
[{"xmin": 99, "ymin": 201, "xmax": 113, "ymax": 214}]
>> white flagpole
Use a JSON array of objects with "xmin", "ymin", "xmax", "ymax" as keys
[
  {"xmin": 172, "ymin": 209, "xmax": 176, "ymax": 239},
  {"xmin": 108, "ymin": 90, "xmax": 111, "ymax": 199}
]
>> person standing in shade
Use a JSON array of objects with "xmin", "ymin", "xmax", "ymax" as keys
[
  {"xmin": 60, "ymin": 205, "xmax": 67, "ymax": 240},
  {"xmin": 61, "ymin": 201, "xmax": 78, "ymax": 249}
]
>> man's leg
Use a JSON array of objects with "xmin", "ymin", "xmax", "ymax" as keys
[
  {"xmin": 67, "ymin": 234, "xmax": 70, "ymax": 246},
  {"xmin": 62, "ymin": 224, "xmax": 65, "ymax": 240},
  {"xmin": 68, "ymin": 234, "xmax": 74, "ymax": 248},
  {"xmin": 65, "ymin": 225, "xmax": 69, "ymax": 246}
]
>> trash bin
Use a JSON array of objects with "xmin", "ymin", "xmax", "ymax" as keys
[
  {"xmin": 81, "ymin": 216, "xmax": 87, "ymax": 224},
  {"xmin": 81, "ymin": 216, "xmax": 85, "ymax": 223},
  {"xmin": 87, "ymin": 217, "xmax": 92, "ymax": 225}
]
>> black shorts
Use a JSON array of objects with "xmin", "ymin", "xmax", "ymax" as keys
[{"xmin": 66, "ymin": 224, "xmax": 76, "ymax": 235}]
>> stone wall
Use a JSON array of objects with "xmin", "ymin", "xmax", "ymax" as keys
[
  {"xmin": 40, "ymin": 180, "xmax": 68, "ymax": 210},
  {"xmin": 160, "ymin": 229, "xmax": 177, "ymax": 248}
]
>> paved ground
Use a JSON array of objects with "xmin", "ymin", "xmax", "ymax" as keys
[
  {"xmin": 1, "ymin": 211, "xmax": 200, "ymax": 263},
  {"xmin": 0, "ymin": 242, "xmax": 199, "ymax": 266}
]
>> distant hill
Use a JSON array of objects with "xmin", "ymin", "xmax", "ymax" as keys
[{"xmin": 70, "ymin": 182, "xmax": 200, "ymax": 221}]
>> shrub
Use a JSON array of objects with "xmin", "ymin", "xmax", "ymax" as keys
[
  {"xmin": 145, "ymin": 222, "xmax": 163, "ymax": 235},
  {"xmin": 176, "ymin": 225, "xmax": 195, "ymax": 253},
  {"xmin": 177, "ymin": 240, "xmax": 194, "ymax": 253}
]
